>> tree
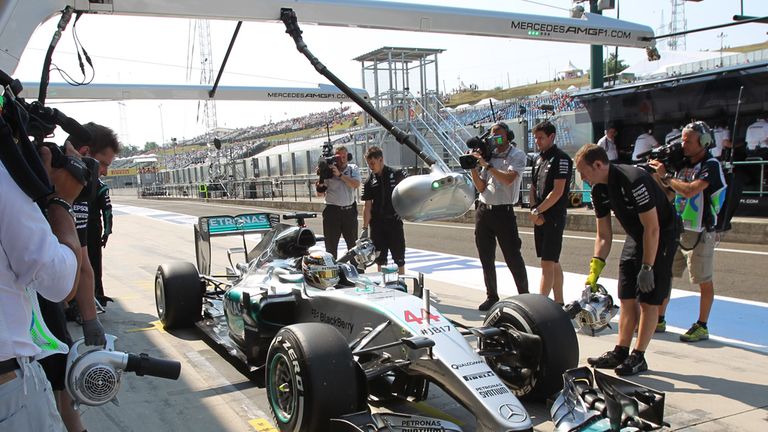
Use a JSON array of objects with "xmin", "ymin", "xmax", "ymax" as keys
[
  {"xmin": 144, "ymin": 141, "xmax": 159, "ymax": 152},
  {"xmin": 604, "ymin": 53, "xmax": 629, "ymax": 77},
  {"xmin": 121, "ymin": 144, "xmax": 140, "ymax": 157}
]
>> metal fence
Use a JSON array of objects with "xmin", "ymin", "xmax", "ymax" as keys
[{"xmin": 142, "ymin": 160, "xmax": 768, "ymax": 205}]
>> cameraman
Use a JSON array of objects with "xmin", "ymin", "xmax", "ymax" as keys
[
  {"xmin": 576, "ymin": 144, "xmax": 678, "ymax": 376},
  {"xmin": 470, "ymin": 122, "xmax": 529, "ymax": 311},
  {"xmin": 361, "ymin": 146, "xmax": 407, "ymax": 273},
  {"xmin": 315, "ymin": 145, "xmax": 361, "ymax": 259},
  {"xmin": 1, "ymin": 142, "xmax": 83, "ymax": 431},
  {"xmin": 649, "ymin": 122, "xmax": 727, "ymax": 343},
  {"xmin": 529, "ymin": 121, "xmax": 572, "ymax": 305}
]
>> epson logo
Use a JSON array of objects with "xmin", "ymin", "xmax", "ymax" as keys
[{"xmin": 462, "ymin": 371, "xmax": 494, "ymax": 382}]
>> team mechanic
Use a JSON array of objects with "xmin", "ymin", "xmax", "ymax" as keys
[
  {"xmin": 575, "ymin": 144, "xmax": 678, "ymax": 376},
  {"xmin": 315, "ymin": 145, "xmax": 362, "ymax": 260},
  {"xmin": 471, "ymin": 122, "xmax": 529, "ymax": 312},
  {"xmin": 45, "ymin": 122, "xmax": 116, "ymax": 432},
  {"xmin": 650, "ymin": 122, "xmax": 727, "ymax": 343},
  {"xmin": 529, "ymin": 121, "xmax": 573, "ymax": 305},
  {"xmin": 361, "ymin": 146, "xmax": 407, "ymax": 274}
]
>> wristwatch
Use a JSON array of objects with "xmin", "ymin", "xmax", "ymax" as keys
[
  {"xmin": 663, "ymin": 172, "xmax": 674, "ymax": 180},
  {"xmin": 531, "ymin": 207, "xmax": 540, "ymax": 216},
  {"xmin": 47, "ymin": 196, "xmax": 75, "ymax": 221},
  {"xmin": 641, "ymin": 263, "xmax": 653, "ymax": 272}
]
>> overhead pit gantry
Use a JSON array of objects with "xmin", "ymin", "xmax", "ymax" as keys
[
  {"xmin": 0, "ymin": 0, "xmax": 657, "ymax": 76},
  {"xmin": 0, "ymin": 0, "xmax": 658, "ymax": 222}
]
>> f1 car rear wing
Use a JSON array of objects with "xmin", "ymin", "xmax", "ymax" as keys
[{"xmin": 194, "ymin": 213, "xmax": 280, "ymax": 275}]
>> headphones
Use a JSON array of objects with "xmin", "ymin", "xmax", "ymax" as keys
[
  {"xmin": 684, "ymin": 121, "xmax": 714, "ymax": 149},
  {"xmin": 493, "ymin": 122, "xmax": 515, "ymax": 142}
]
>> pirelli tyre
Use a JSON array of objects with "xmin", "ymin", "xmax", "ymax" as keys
[
  {"xmin": 266, "ymin": 323, "xmax": 363, "ymax": 432},
  {"xmin": 481, "ymin": 293, "xmax": 578, "ymax": 402},
  {"xmin": 154, "ymin": 262, "xmax": 203, "ymax": 329}
]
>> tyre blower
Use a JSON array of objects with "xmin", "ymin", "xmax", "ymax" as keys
[
  {"xmin": 564, "ymin": 284, "xmax": 619, "ymax": 336},
  {"xmin": 65, "ymin": 334, "xmax": 181, "ymax": 409}
]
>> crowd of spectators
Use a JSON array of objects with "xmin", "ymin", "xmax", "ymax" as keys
[
  {"xmin": 114, "ymin": 92, "xmax": 583, "ymax": 174},
  {"xmin": 447, "ymin": 92, "xmax": 584, "ymax": 127}
]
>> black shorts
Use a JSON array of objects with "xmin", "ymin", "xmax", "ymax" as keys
[
  {"xmin": 618, "ymin": 231, "xmax": 677, "ymax": 305},
  {"xmin": 370, "ymin": 218, "xmax": 406, "ymax": 267},
  {"xmin": 36, "ymin": 296, "xmax": 73, "ymax": 391},
  {"xmin": 534, "ymin": 212, "xmax": 566, "ymax": 262}
]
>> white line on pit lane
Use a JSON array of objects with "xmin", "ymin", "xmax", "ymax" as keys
[{"xmin": 122, "ymin": 201, "xmax": 768, "ymax": 257}]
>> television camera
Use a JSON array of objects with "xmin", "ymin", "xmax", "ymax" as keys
[
  {"xmin": 636, "ymin": 134, "xmax": 686, "ymax": 174},
  {"xmin": 459, "ymin": 131, "xmax": 502, "ymax": 169},
  {"xmin": 0, "ymin": 70, "xmax": 98, "ymax": 203},
  {"xmin": 316, "ymin": 140, "xmax": 342, "ymax": 182}
]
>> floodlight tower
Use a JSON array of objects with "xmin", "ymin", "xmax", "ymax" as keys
[
  {"xmin": 668, "ymin": 0, "xmax": 688, "ymax": 51},
  {"xmin": 195, "ymin": 19, "xmax": 222, "ymax": 180}
]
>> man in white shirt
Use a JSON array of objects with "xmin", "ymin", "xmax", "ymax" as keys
[
  {"xmin": 1, "ymin": 142, "xmax": 84, "ymax": 432},
  {"xmin": 745, "ymin": 118, "xmax": 768, "ymax": 152},
  {"xmin": 597, "ymin": 123, "xmax": 619, "ymax": 162},
  {"xmin": 712, "ymin": 126, "xmax": 731, "ymax": 159},
  {"xmin": 470, "ymin": 122, "xmax": 529, "ymax": 311},
  {"xmin": 632, "ymin": 124, "xmax": 659, "ymax": 162},
  {"xmin": 665, "ymin": 127, "xmax": 682, "ymax": 146}
]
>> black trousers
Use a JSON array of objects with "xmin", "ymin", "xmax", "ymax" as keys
[
  {"xmin": 371, "ymin": 218, "xmax": 406, "ymax": 267},
  {"xmin": 322, "ymin": 204, "xmax": 358, "ymax": 259},
  {"xmin": 87, "ymin": 223, "xmax": 104, "ymax": 298},
  {"xmin": 475, "ymin": 204, "xmax": 529, "ymax": 297}
]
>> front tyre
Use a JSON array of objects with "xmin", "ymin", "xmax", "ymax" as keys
[
  {"xmin": 266, "ymin": 323, "xmax": 363, "ymax": 432},
  {"xmin": 155, "ymin": 262, "xmax": 203, "ymax": 329},
  {"xmin": 482, "ymin": 294, "xmax": 578, "ymax": 402}
]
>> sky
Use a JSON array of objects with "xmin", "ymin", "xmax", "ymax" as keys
[{"xmin": 12, "ymin": 0, "xmax": 768, "ymax": 149}]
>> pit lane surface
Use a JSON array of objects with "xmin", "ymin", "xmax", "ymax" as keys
[{"xmin": 78, "ymin": 195, "xmax": 767, "ymax": 431}]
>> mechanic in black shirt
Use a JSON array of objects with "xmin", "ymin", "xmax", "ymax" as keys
[
  {"xmin": 529, "ymin": 121, "xmax": 572, "ymax": 304},
  {"xmin": 361, "ymin": 146, "xmax": 407, "ymax": 274},
  {"xmin": 40, "ymin": 123, "xmax": 117, "ymax": 432},
  {"xmin": 576, "ymin": 144, "xmax": 678, "ymax": 376},
  {"xmin": 88, "ymin": 178, "xmax": 114, "ymax": 306}
]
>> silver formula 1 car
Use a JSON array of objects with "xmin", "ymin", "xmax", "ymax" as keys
[{"xmin": 154, "ymin": 212, "xmax": 580, "ymax": 432}]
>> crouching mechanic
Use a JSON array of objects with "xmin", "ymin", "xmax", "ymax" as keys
[
  {"xmin": 361, "ymin": 146, "xmax": 407, "ymax": 273},
  {"xmin": 575, "ymin": 144, "xmax": 678, "ymax": 376}
]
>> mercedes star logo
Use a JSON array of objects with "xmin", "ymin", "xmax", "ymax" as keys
[{"xmin": 498, "ymin": 403, "xmax": 528, "ymax": 422}]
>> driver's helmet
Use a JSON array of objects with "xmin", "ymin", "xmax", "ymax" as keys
[{"xmin": 302, "ymin": 251, "xmax": 340, "ymax": 289}]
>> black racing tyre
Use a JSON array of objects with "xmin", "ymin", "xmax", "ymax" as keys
[
  {"xmin": 482, "ymin": 293, "xmax": 578, "ymax": 402},
  {"xmin": 155, "ymin": 262, "xmax": 203, "ymax": 329},
  {"xmin": 266, "ymin": 323, "xmax": 363, "ymax": 432}
]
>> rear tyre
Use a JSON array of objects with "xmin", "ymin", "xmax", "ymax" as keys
[
  {"xmin": 155, "ymin": 262, "xmax": 203, "ymax": 329},
  {"xmin": 266, "ymin": 323, "xmax": 363, "ymax": 432},
  {"xmin": 482, "ymin": 293, "xmax": 578, "ymax": 402}
]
